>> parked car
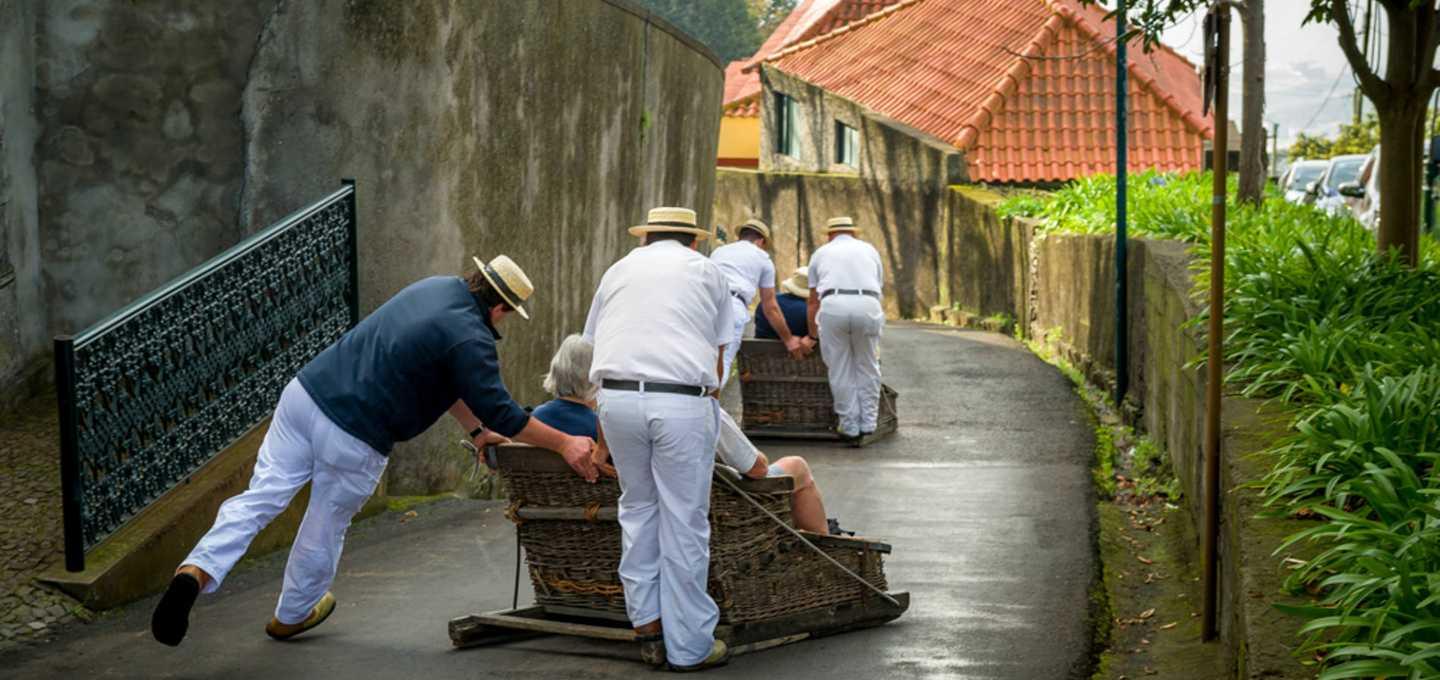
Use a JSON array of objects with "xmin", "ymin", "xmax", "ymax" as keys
[
  {"xmin": 1281, "ymin": 159, "xmax": 1328, "ymax": 204},
  {"xmin": 1311, "ymin": 154, "xmax": 1368, "ymax": 215},
  {"xmin": 1337, "ymin": 146, "xmax": 1380, "ymax": 230}
]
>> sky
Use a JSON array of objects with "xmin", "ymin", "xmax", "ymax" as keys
[{"xmin": 1156, "ymin": 2, "xmax": 1367, "ymax": 148}]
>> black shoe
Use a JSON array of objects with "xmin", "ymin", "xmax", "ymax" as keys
[
  {"xmin": 152, "ymin": 573, "xmax": 201, "ymax": 646},
  {"xmin": 827, "ymin": 518, "xmax": 856, "ymax": 537}
]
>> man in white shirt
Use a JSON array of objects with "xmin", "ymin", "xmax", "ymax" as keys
[
  {"xmin": 582, "ymin": 207, "xmax": 733, "ymax": 671},
  {"xmin": 709, "ymin": 219, "xmax": 805, "ymax": 383},
  {"xmin": 806, "ymin": 216, "xmax": 886, "ymax": 442}
]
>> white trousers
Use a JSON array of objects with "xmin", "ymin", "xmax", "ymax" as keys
[
  {"xmin": 597, "ymin": 388, "xmax": 720, "ymax": 666},
  {"xmin": 818, "ymin": 295, "xmax": 885, "ymax": 437},
  {"xmin": 183, "ymin": 379, "xmax": 387, "ymax": 624},
  {"xmin": 719, "ymin": 297, "xmax": 750, "ymax": 387}
]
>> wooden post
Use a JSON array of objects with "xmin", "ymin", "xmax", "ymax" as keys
[{"xmin": 1202, "ymin": 2, "xmax": 1230, "ymax": 644}]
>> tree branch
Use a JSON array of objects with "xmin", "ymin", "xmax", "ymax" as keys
[{"xmin": 1331, "ymin": 0, "xmax": 1387, "ymax": 99}]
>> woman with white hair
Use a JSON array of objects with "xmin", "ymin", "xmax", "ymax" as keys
[
  {"xmin": 529, "ymin": 334, "xmax": 600, "ymax": 439},
  {"xmin": 532, "ymin": 334, "xmax": 843, "ymax": 536}
]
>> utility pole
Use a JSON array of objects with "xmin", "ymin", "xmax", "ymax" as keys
[
  {"xmin": 1115, "ymin": 0, "xmax": 1129, "ymax": 404},
  {"xmin": 1355, "ymin": 0, "xmax": 1374, "ymax": 124},
  {"xmin": 1271, "ymin": 122, "xmax": 1279, "ymax": 180},
  {"xmin": 1201, "ymin": 0, "xmax": 1231, "ymax": 644}
]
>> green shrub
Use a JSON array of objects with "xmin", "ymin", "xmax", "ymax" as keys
[{"xmin": 1006, "ymin": 171, "xmax": 1440, "ymax": 677}]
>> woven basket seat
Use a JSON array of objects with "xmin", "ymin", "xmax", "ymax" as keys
[
  {"xmin": 496, "ymin": 445, "xmax": 891, "ymax": 624},
  {"xmin": 736, "ymin": 339, "xmax": 898, "ymax": 439}
]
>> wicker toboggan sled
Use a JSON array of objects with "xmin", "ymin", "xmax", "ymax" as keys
[
  {"xmin": 736, "ymin": 339, "xmax": 898, "ymax": 443},
  {"xmin": 448, "ymin": 444, "xmax": 909, "ymax": 662}
]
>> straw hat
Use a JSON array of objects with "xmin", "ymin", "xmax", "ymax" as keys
[
  {"xmin": 826, "ymin": 216, "xmax": 858, "ymax": 234},
  {"xmin": 628, "ymin": 207, "xmax": 712, "ymax": 241},
  {"xmin": 472, "ymin": 254, "xmax": 534, "ymax": 320},
  {"xmin": 736, "ymin": 218, "xmax": 772, "ymax": 241},
  {"xmin": 780, "ymin": 266, "xmax": 810, "ymax": 297}
]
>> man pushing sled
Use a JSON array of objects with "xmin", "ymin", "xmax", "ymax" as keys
[{"xmin": 151, "ymin": 255, "xmax": 597, "ymax": 646}]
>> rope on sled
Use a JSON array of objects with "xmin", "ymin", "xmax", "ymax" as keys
[{"xmin": 711, "ymin": 469, "xmax": 902, "ymax": 609}]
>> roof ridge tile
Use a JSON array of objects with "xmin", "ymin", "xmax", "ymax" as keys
[{"xmin": 751, "ymin": 0, "xmax": 927, "ymax": 71}]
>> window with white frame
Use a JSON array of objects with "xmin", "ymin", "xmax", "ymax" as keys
[{"xmin": 835, "ymin": 121, "xmax": 858, "ymax": 167}]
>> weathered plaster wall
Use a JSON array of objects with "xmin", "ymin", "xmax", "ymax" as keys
[
  {"xmin": 759, "ymin": 66, "xmax": 965, "ymax": 185},
  {"xmin": 947, "ymin": 186, "xmax": 1031, "ymax": 330},
  {"xmin": 713, "ymin": 168, "xmax": 946, "ymax": 320},
  {"xmin": 0, "ymin": 0, "xmax": 48, "ymax": 409},
  {"xmin": 34, "ymin": 0, "xmax": 278, "ymax": 336},
  {"xmin": 240, "ymin": 0, "xmax": 723, "ymax": 494}
]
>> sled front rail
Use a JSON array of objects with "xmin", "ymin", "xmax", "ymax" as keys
[{"xmin": 449, "ymin": 591, "xmax": 910, "ymax": 657}]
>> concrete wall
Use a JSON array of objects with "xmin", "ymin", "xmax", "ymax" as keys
[
  {"xmin": 239, "ymin": 0, "xmax": 723, "ymax": 494},
  {"xmin": 3, "ymin": 0, "xmax": 720, "ymax": 489},
  {"xmin": 713, "ymin": 168, "xmax": 946, "ymax": 320},
  {"xmin": 947, "ymin": 186, "xmax": 1032, "ymax": 330},
  {"xmin": 759, "ymin": 66, "xmax": 965, "ymax": 185},
  {"xmin": 0, "ymin": 0, "xmax": 48, "ymax": 410},
  {"xmin": 34, "ymin": 0, "xmax": 278, "ymax": 336}
]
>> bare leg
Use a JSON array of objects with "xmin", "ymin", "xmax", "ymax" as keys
[
  {"xmin": 175, "ymin": 565, "xmax": 212, "ymax": 591},
  {"xmin": 772, "ymin": 457, "xmax": 827, "ymax": 534}
]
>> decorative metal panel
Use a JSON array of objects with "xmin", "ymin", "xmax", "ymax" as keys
[{"xmin": 55, "ymin": 183, "xmax": 358, "ymax": 569}]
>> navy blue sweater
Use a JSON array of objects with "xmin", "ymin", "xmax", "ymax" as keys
[
  {"xmin": 298, "ymin": 276, "xmax": 531, "ymax": 454},
  {"xmin": 754, "ymin": 293, "xmax": 810, "ymax": 340}
]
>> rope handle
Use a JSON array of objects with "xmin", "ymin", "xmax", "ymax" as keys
[{"xmin": 712, "ymin": 469, "xmax": 902, "ymax": 609}]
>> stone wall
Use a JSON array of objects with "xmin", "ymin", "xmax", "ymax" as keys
[
  {"xmin": 34, "ymin": 0, "xmax": 279, "ymax": 336},
  {"xmin": 947, "ymin": 186, "xmax": 1032, "ymax": 331},
  {"xmin": 240, "ymin": 0, "xmax": 723, "ymax": 493},
  {"xmin": 0, "ymin": 0, "xmax": 47, "ymax": 409},
  {"xmin": 759, "ymin": 66, "xmax": 965, "ymax": 185}
]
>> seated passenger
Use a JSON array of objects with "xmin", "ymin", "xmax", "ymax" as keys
[
  {"xmin": 754, "ymin": 266, "xmax": 812, "ymax": 344},
  {"xmin": 532, "ymin": 334, "xmax": 844, "ymax": 535},
  {"xmin": 529, "ymin": 335, "xmax": 598, "ymax": 440}
]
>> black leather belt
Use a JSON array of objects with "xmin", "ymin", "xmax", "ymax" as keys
[
  {"xmin": 820, "ymin": 289, "xmax": 880, "ymax": 299},
  {"xmin": 601, "ymin": 379, "xmax": 707, "ymax": 397}
]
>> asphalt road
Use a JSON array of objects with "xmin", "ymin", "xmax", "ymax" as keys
[{"xmin": 2, "ymin": 322, "xmax": 1097, "ymax": 679}]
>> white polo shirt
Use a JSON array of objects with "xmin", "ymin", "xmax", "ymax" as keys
[
  {"xmin": 710, "ymin": 240, "xmax": 776, "ymax": 305},
  {"xmin": 807, "ymin": 234, "xmax": 884, "ymax": 295},
  {"xmin": 584, "ymin": 240, "xmax": 735, "ymax": 389}
]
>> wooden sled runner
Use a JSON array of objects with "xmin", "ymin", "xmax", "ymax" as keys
[
  {"xmin": 736, "ymin": 339, "xmax": 899, "ymax": 444},
  {"xmin": 449, "ymin": 445, "xmax": 909, "ymax": 662}
]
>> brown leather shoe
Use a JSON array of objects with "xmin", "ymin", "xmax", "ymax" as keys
[
  {"xmin": 265, "ymin": 592, "xmax": 336, "ymax": 641},
  {"xmin": 638, "ymin": 634, "xmax": 666, "ymax": 668}
]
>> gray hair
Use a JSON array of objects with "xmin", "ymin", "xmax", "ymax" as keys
[{"xmin": 542, "ymin": 334, "xmax": 597, "ymax": 400}]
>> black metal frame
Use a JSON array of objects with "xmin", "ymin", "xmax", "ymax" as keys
[{"xmin": 55, "ymin": 181, "xmax": 359, "ymax": 572}]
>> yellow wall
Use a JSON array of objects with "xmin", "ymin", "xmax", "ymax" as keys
[{"xmin": 718, "ymin": 115, "xmax": 760, "ymax": 164}]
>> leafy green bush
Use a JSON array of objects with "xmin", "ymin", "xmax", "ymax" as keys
[
  {"xmin": 996, "ymin": 170, "xmax": 1225, "ymax": 241},
  {"xmin": 1006, "ymin": 171, "xmax": 1440, "ymax": 678}
]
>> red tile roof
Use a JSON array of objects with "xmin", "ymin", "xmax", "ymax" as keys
[
  {"xmin": 723, "ymin": 0, "xmax": 904, "ymax": 116},
  {"xmin": 761, "ymin": 0, "xmax": 1212, "ymax": 183}
]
